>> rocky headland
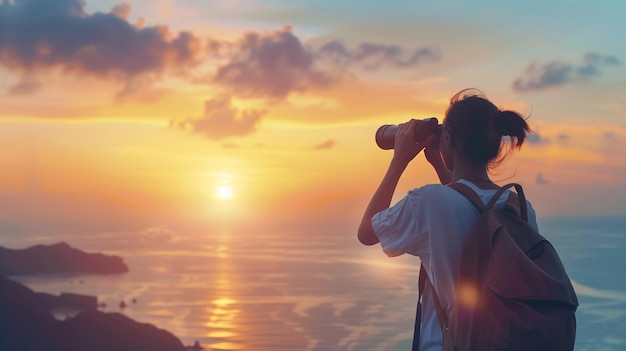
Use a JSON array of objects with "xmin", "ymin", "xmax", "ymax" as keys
[
  {"xmin": 0, "ymin": 242, "xmax": 128, "ymax": 275},
  {"xmin": 0, "ymin": 274, "xmax": 186, "ymax": 351},
  {"xmin": 0, "ymin": 242, "xmax": 204, "ymax": 350}
]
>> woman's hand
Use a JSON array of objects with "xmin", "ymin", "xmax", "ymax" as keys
[
  {"xmin": 424, "ymin": 132, "xmax": 453, "ymax": 184},
  {"xmin": 424, "ymin": 133, "xmax": 443, "ymax": 167},
  {"xmin": 392, "ymin": 119, "xmax": 436, "ymax": 166}
]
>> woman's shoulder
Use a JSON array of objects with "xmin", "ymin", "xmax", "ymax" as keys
[{"xmin": 406, "ymin": 183, "xmax": 465, "ymax": 203}]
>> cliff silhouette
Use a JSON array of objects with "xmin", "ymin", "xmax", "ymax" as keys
[
  {"xmin": 0, "ymin": 242, "xmax": 128, "ymax": 275},
  {"xmin": 0, "ymin": 274, "xmax": 186, "ymax": 351}
]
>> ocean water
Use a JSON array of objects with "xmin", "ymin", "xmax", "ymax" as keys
[{"xmin": 5, "ymin": 215, "xmax": 626, "ymax": 351}]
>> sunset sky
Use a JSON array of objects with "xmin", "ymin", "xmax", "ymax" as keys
[{"xmin": 1, "ymin": 0, "xmax": 625, "ymax": 235}]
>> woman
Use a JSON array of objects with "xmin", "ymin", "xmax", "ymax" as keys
[{"xmin": 357, "ymin": 89, "xmax": 537, "ymax": 351}]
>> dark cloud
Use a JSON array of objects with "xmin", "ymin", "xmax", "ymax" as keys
[
  {"xmin": 206, "ymin": 27, "xmax": 441, "ymax": 101},
  {"xmin": 210, "ymin": 26, "xmax": 337, "ymax": 100},
  {"xmin": 192, "ymin": 28, "xmax": 442, "ymax": 138},
  {"xmin": 171, "ymin": 97, "xmax": 266, "ymax": 139},
  {"xmin": 0, "ymin": 1, "xmax": 443, "ymax": 139},
  {"xmin": 578, "ymin": 52, "xmax": 622, "ymax": 77},
  {"xmin": 513, "ymin": 61, "xmax": 573, "ymax": 92},
  {"xmin": 527, "ymin": 132, "xmax": 572, "ymax": 146},
  {"xmin": 0, "ymin": 0, "xmax": 202, "ymax": 80},
  {"xmin": 314, "ymin": 139, "xmax": 335, "ymax": 150},
  {"xmin": 513, "ymin": 52, "xmax": 622, "ymax": 92},
  {"xmin": 317, "ymin": 41, "xmax": 441, "ymax": 71},
  {"xmin": 526, "ymin": 133, "xmax": 549, "ymax": 145},
  {"xmin": 536, "ymin": 173, "xmax": 550, "ymax": 185}
]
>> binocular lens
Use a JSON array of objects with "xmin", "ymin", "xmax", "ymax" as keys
[{"xmin": 375, "ymin": 118, "xmax": 440, "ymax": 150}]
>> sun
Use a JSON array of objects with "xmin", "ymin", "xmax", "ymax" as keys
[{"xmin": 217, "ymin": 185, "xmax": 233, "ymax": 200}]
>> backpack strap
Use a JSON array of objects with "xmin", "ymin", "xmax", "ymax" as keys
[
  {"xmin": 415, "ymin": 264, "xmax": 454, "ymax": 351},
  {"xmin": 429, "ymin": 273, "xmax": 451, "ymax": 341},
  {"xmin": 447, "ymin": 182, "xmax": 486, "ymax": 213},
  {"xmin": 449, "ymin": 182, "xmax": 528, "ymax": 222},
  {"xmin": 412, "ymin": 264, "xmax": 428, "ymax": 351},
  {"xmin": 486, "ymin": 183, "xmax": 528, "ymax": 222}
]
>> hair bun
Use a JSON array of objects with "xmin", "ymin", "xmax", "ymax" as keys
[{"xmin": 493, "ymin": 110, "xmax": 529, "ymax": 146}]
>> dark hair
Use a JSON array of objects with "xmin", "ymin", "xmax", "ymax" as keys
[{"xmin": 443, "ymin": 88, "xmax": 530, "ymax": 167}]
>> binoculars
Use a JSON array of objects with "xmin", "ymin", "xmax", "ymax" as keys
[{"xmin": 375, "ymin": 118, "xmax": 440, "ymax": 150}]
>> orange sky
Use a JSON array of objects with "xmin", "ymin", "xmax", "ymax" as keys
[{"xmin": 1, "ymin": 0, "xmax": 625, "ymax": 235}]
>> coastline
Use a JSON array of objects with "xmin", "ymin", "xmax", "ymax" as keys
[{"xmin": 0, "ymin": 242, "xmax": 204, "ymax": 351}]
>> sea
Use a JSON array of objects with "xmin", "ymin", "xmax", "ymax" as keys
[{"xmin": 4, "ymin": 215, "xmax": 626, "ymax": 351}]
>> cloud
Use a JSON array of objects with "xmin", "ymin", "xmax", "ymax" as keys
[
  {"xmin": 189, "ymin": 27, "xmax": 441, "ymax": 138},
  {"xmin": 577, "ymin": 52, "xmax": 622, "ymax": 77},
  {"xmin": 0, "ymin": 0, "xmax": 202, "ymax": 82},
  {"xmin": 7, "ymin": 79, "xmax": 41, "ymax": 95},
  {"xmin": 314, "ymin": 139, "xmax": 335, "ymax": 150},
  {"xmin": 513, "ymin": 52, "xmax": 622, "ymax": 92},
  {"xmin": 536, "ymin": 173, "xmax": 550, "ymax": 185},
  {"xmin": 209, "ymin": 26, "xmax": 337, "ymax": 100},
  {"xmin": 172, "ymin": 97, "xmax": 266, "ymax": 139},
  {"xmin": 557, "ymin": 133, "xmax": 570, "ymax": 142},
  {"xmin": 527, "ymin": 131, "xmax": 575, "ymax": 147},
  {"xmin": 526, "ymin": 132, "xmax": 550, "ymax": 145},
  {"xmin": 317, "ymin": 41, "xmax": 441, "ymax": 71},
  {"xmin": 206, "ymin": 27, "xmax": 441, "ymax": 101},
  {"xmin": 0, "ymin": 1, "xmax": 443, "ymax": 138},
  {"xmin": 513, "ymin": 61, "xmax": 573, "ymax": 92}
]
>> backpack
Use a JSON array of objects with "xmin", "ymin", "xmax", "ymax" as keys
[{"xmin": 412, "ymin": 182, "xmax": 579, "ymax": 351}]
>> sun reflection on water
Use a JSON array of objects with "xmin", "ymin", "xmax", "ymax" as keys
[
  {"xmin": 209, "ymin": 342, "xmax": 242, "ymax": 350},
  {"xmin": 204, "ymin": 228, "xmax": 243, "ymax": 350},
  {"xmin": 216, "ymin": 245, "xmax": 229, "ymax": 259},
  {"xmin": 207, "ymin": 330, "xmax": 237, "ymax": 338},
  {"xmin": 206, "ymin": 297, "xmax": 239, "ymax": 329}
]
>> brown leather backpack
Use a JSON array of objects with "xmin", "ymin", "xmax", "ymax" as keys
[{"xmin": 413, "ymin": 183, "xmax": 578, "ymax": 351}]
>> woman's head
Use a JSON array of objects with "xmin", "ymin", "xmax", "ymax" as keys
[{"xmin": 440, "ymin": 89, "xmax": 530, "ymax": 169}]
